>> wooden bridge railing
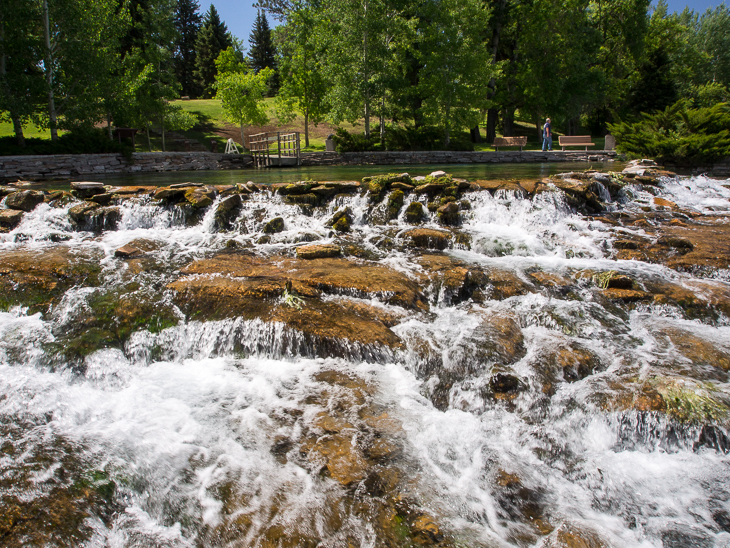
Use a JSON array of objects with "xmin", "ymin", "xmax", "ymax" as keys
[{"xmin": 247, "ymin": 131, "xmax": 301, "ymax": 167}]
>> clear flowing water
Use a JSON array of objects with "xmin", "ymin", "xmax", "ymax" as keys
[
  {"xmin": 1, "ymin": 170, "xmax": 730, "ymax": 547},
  {"xmin": 64, "ymin": 161, "xmax": 624, "ymax": 188}
]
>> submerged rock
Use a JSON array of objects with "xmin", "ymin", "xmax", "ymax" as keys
[
  {"xmin": 263, "ymin": 216, "xmax": 285, "ymax": 233},
  {"xmin": 403, "ymin": 228, "xmax": 450, "ymax": 250},
  {"xmin": 296, "ymin": 244, "xmax": 341, "ymax": 259}
]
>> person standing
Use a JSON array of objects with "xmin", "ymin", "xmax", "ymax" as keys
[{"xmin": 542, "ymin": 118, "xmax": 553, "ymax": 151}]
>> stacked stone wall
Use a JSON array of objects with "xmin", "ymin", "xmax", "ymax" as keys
[
  {"xmin": 0, "ymin": 152, "xmax": 252, "ymax": 182},
  {"xmin": 299, "ymin": 150, "xmax": 619, "ymax": 166}
]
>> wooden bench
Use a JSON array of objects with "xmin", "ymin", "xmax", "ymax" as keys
[
  {"xmin": 493, "ymin": 136, "xmax": 527, "ymax": 151},
  {"xmin": 559, "ymin": 136, "xmax": 594, "ymax": 151}
]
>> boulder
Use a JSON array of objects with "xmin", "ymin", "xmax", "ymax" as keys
[
  {"xmin": 5, "ymin": 190, "xmax": 44, "ymax": 212},
  {"xmin": 70, "ymin": 181, "xmax": 105, "ymax": 199},
  {"xmin": 213, "ymin": 194, "xmax": 242, "ymax": 231},
  {"xmin": 263, "ymin": 217, "xmax": 285, "ymax": 234},
  {"xmin": 184, "ymin": 186, "xmax": 215, "ymax": 208},
  {"xmin": 405, "ymin": 201, "xmax": 426, "ymax": 224},
  {"xmin": 68, "ymin": 203, "xmax": 120, "ymax": 231},
  {"xmin": 0, "ymin": 209, "xmax": 23, "ymax": 229},
  {"xmin": 89, "ymin": 192, "xmax": 113, "ymax": 205},
  {"xmin": 153, "ymin": 187, "xmax": 187, "ymax": 201},
  {"xmin": 437, "ymin": 201, "xmax": 460, "ymax": 225},
  {"xmin": 402, "ymin": 228, "xmax": 450, "ymax": 250}
]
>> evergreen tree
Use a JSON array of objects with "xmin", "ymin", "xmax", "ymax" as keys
[
  {"xmin": 195, "ymin": 4, "xmax": 232, "ymax": 96},
  {"xmin": 248, "ymin": 10, "xmax": 278, "ymax": 94},
  {"xmin": 174, "ymin": 0, "xmax": 202, "ymax": 97}
]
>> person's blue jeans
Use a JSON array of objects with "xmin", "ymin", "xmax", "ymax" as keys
[{"xmin": 542, "ymin": 135, "xmax": 552, "ymax": 151}]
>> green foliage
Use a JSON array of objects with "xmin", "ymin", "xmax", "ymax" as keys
[
  {"xmin": 332, "ymin": 126, "xmax": 474, "ymax": 152},
  {"xmin": 195, "ymin": 4, "xmax": 233, "ymax": 97},
  {"xmin": 248, "ymin": 10, "xmax": 278, "ymax": 94},
  {"xmin": 173, "ymin": 0, "xmax": 203, "ymax": 97},
  {"xmin": 215, "ymin": 67, "xmax": 273, "ymax": 144},
  {"xmin": 609, "ymin": 100, "xmax": 730, "ymax": 165},
  {"xmin": 0, "ymin": 128, "xmax": 132, "ymax": 156}
]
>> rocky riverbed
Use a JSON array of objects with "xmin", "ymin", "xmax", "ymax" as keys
[{"xmin": 1, "ymin": 160, "xmax": 730, "ymax": 547}]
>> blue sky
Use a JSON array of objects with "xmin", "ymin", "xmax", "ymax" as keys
[{"xmin": 207, "ymin": 0, "xmax": 726, "ymax": 44}]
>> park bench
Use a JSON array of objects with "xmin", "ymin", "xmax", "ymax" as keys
[
  {"xmin": 493, "ymin": 136, "xmax": 527, "ymax": 151},
  {"xmin": 559, "ymin": 136, "xmax": 594, "ymax": 151}
]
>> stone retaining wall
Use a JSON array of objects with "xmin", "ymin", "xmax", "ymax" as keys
[
  {"xmin": 299, "ymin": 150, "xmax": 620, "ymax": 166},
  {"xmin": 0, "ymin": 152, "xmax": 253, "ymax": 182}
]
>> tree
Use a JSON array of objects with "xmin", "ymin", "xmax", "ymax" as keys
[
  {"xmin": 416, "ymin": 0, "xmax": 494, "ymax": 145},
  {"xmin": 0, "ymin": 0, "xmax": 45, "ymax": 147},
  {"xmin": 248, "ymin": 9, "xmax": 278, "ymax": 94},
  {"xmin": 274, "ymin": 8, "xmax": 328, "ymax": 147},
  {"xmin": 195, "ymin": 4, "xmax": 232, "ymax": 96},
  {"xmin": 215, "ymin": 64, "xmax": 273, "ymax": 145},
  {"xmin": 174, "ymin": 0, "xmax": 202, "ymax": 97}
]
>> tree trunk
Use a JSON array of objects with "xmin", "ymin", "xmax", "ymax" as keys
[
  {"xmin": 240, "ymin": 122, "xmax": 245, "ymax": 147},
  {"xmin": 12, "ymin": 116, "xmax": 26, "ymax": 148},
  {"xmin": 502, "ymin": 108, "xmax": 515, "ymax": 137},
  {"xmin": 42, "ymin": 0, "xmax": 58, "ymax": 141},
  {"xmin": 107, "ymin": 113, "xmax": 113, "ymax": 140},
  {"xmin": 304, "ymin": 108, "xmax": 309, "ymax": 148},
  {"xmin": 161, "ymin": 113, "xmax": 166, "ymax": 152},
  {"xmin": 146, "ymin": 126, "xmax": 152, "ymax": 152},
  {"xmin": 470, "ymin": 126, "xmax": 481, "ymax": 143},
  {"xmin": 486, "ymin": 108, "xmax": 498, "ymax": 143},
  {"xmin": 380, "ymin": 95, "xmax": 385, "ymax": 149}
]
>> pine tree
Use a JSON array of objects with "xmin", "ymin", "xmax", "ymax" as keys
[
  {"xmin": 248, "ymin": 10, "xmax": 278, "ymax": 94},
  {"xmin": 194, "ymin": 4, "xmax": 232, "ymax": 97},
  {"xmin": 174, "ymin": 0, "xmax": 202, "ymax": 97}
]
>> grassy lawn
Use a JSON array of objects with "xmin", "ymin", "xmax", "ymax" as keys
[
  {"xmin": 0, "ymin": 120, "xmax": 57, "ymax": 139},
  {"xmin": 2, "ymin": 103, "xmax": 605, "ymax": 152}
]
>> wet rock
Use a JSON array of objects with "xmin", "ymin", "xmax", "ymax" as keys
[
  {"xmin": 599, "ymin": 288, "xmax": 651, "ymax": 302},
  {"xmin": 415, "ymin": 254, "xmax": 487, "ymax": 304},
  {"xmin": 68, "ymin": 203, "xmax": 121, "ymax": 231},
  {"xmin": 153, "ymin": 186, "xmax": 187, "ymax": 201},
  {"xmin": 490, "ymin": 372, "xmax": 524, "ymax": 394},
  {"xmin": 387, "ymin": 190, "xmax": 404, "ymax": 220},
  {"xmin": 661, "ymin": 327, "xmax": 730, "ymax": 371},
  {"xmin": 391, "ymin": 182, "xmax": 414, "ymax": 191},
  {"xmin": 414, "ymin": 181, "xmax": 447, "ymax": 195},
  {"xmin": 213, "ymin": 194, "xmax": 242, "ymax": 231},
  {"xmin": 114, "ymin": 245, "xmax": 143, "ymax": 258},
  {"xmin": 437, "ymin": 202, "xmax": 460, "ymax": 225},
  {"xmin": 184, "ymin": 186, "xmax": 215, "ymax": 208},
  {"xmin": 405, "ymin": 201, "xmax": 426, "ymax": 224},
  {"xmin": 606, "ymin": 274, "xmax": 633, "ymax": 289},
  {"xmin": 263, "ymin": 217, "xmax": 285, "ymax": 234},
  {"xmin": 403, "ymin": 228, "xmax": 450, "ymax": 250},
  {"xmin": 5, "ymin": 190, "xmax": 44, "ymax": 212},
  {"xmin": 285, "ymin": 193, "xmax": 318, "ymax": 205},
  {"xmin": 654, "ymin": 197, "xmax": 678, "ymax": 210},
  {"xmin": 326, "ymin": 206, "xmax": 353, "ymax": 229},
  {"xmin": 541, "ymin": 524, "xmax": 607, "ymax": 548},
  {"xmin": 657, "ymin": 236, "xmax": 693, "ymax": 251},
  {"xmin": 0, "ymin": 247, "xmax": 102, "ymax": 313},
  {"xmin": 89, "ymin": 192, "xmax": 113, "ymax": 205},
  {"xmin": 541, "ymin": 342, "xmax": 602, "ymax": 382},
  {"xmin": 275, "ymin": 181, "xmax": 314, "ymax": 195},
  {"xmin": 70, "ymin": 181, "xmax": 105, "ymax": 199},
  {"xmin": 297, "ymin": 244, "xmax": 341, "ymax": 259},
  {"xmin": 0, "ymin": 209, "xmax": 23, "ymax": 229},
  {"xmin": 613, "ymin": 239, "xmax": 639, "ymax": 250}
]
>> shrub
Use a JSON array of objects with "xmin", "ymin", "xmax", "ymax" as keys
[
  {"xmin": 332, "ymin": 125, "xmax": 474, "ymax": 153},
  {"xmin": 0, "ymin": 128, "xmax": 134, "ymax": 157},
  {"xmin": 609, "ymin": 100, "xmax": 730, "ymax": 166}
]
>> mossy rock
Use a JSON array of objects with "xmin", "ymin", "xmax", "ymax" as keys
[
  {"xmin": 47, "ymin": 288, "xmax": 179, "ymax": 363},
  {"xmin": 333, "ymin": 216, "xmax": 350, "ymax": 232},
  {"xmin": 285, "ymin": 193, "xmax": 318, "ymax": 205},
  {"xmin": 387, "ymin": 190, "xmax": 404, "ymax": 220},
  {"xmin": 263, "ymin": 217, "xmax": 285, "ymax": 233},
  {"xmin": 326, "ymin": 206, "xmax": 354, "ymax": 228},
  {"xmin": 213, "ymin": 194, "xmax": 242, "ymax": 231},
  {"xmin": 184, "ymin": 187, "xmax": 215, "ymax": 209},
  {"xmin": 426, "ymin": 201, "xmax": 439, "ymax": 212},
  {"xmin": 405, "ymin": 201, "xmax": 425, "ymax": 224}
]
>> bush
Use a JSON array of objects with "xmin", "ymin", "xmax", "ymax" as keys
[
  {"xmin": 609, "ymin": 100, "xmax": 730, "ymax": 166},
  {"xmin": 332, "ymin": 125, "xmax": 474, "ymax": 153},
  {"xmin": 0, "ymin": 128, "xmax": 134, "ymax": 157}
]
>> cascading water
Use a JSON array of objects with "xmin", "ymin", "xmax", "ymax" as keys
[{"xmin": 1, "ymin": 167, "xmax": 730, "ymax": 547}]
